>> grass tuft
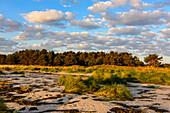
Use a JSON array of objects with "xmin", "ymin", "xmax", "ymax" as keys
[
  {"xmin": 0, "ymin": 70, "xmax": 5, "ymax": 75},
  {"xmin": 95, "ymin": 84, "xmax": 132, "ymax": 101}
]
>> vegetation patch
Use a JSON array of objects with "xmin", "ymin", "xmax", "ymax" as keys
[
  {"xmin": 58, "ymin": 74, "xmax": 132, "ymax": 100},
  {"xmin": 94, "ymin": 84, "xmax": 132, "ymax": 101},
  {"xmin": 10, "ymin": 71, "xmax": 25, "ymax": 74},
  {"xmin": 59, "ymin": 75, "xmax": 88, "ymax": 94},
  {"xmin": 0, "ymin": 70, "xmax": 5, "ymax": 74},
  {"xmin": 0, "ymin": 65, "xmax": 169, "ymax": 85}
]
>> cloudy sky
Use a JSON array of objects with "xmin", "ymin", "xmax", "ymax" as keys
[{"xmin": 0, "ymin": 0, "xmax": 170, "ymax": 63}]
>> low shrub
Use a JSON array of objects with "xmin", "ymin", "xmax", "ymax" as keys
[
  {"xmin": 3, "ymin": 67, "xmax": 11, "ymax": 71},
  {"xmin": 95, "ymin": 84, "xmax": 132, "ymax": 101}
]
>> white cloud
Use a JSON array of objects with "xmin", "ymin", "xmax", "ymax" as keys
[
  {"xmin": 67, "ymin": 42, "xmax": 96, "ymax": 50},
  {"xmin": 65, "ymin": 12, "xmax": 75, "ymax": 20},
  {"xmin": 152, "ymin": 1, "xmax": 170, "ymax": 8},
  {"xmin": 109, "ymin": 26, "xmax": 148, "ymax": 35},
  {"xmin": 101, "ymin": 9, "xmax": 167, "ymax": 26},
  {"xmin": 31, "ymin": 40, "xmax": 66, "ymax": 49},
  {"xmin": 63, "ymin": 5, "xmax": 71, "ymax": 7},
  {"xmin": 33, "ymin": 0, "xmax": 80, "ymax": 5},
  {"xmin": 0, "ymin": 14, "xmax": 23, "ymax": 32},
  {"xmin": 141, "ymin": 31, "xmax": 157, "ymax": 38},
  {"xmin": 0, "ymin": 14, "xmax": 5, "ymax": 20},
  {"xmin": 0, "ymin": 36, "xmax": 18, "ymax": 46},
  {"xmin": 88, "ymin": 0, "xmax": 127, "ymax": 14},
  {"xmin": 88, "ymin": 1, "xmax": 112, "ymax": 14},
  {"xmin": 47, "ymin": 31, "xmax": 70, "ymax": 40},
  {"xmin": 159, "ymin": 29, "xmax": 170, "ymax": 39},
  {"xmin": 13, "ymin": 24, "xmax": 47, "ymax": 40},
  {"xmin": 166, "ymin": 23, "xmax": 170, "ymax": 28},
  {"xmin": 129, "ymin": 0, "xmax": 152, "ymax": 10},
  {"xmin": 21, "ymin": 9, "xmax": 75, "ymax": 28},
  {"xmin": 70, "ymin": 20, "xmax": 102, "ymax": 29}
]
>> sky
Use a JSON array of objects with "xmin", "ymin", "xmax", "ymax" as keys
[{"xmin": 0, "ymin": 0, "xmax": 170, "ymax": 63}]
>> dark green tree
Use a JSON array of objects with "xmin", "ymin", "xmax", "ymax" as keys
[
  {"xmin": 144, "ymin": 54, "xmax": 163, "ymax": 67},
  {"xmin": 0, "ymin": 54, "xmax": 6, "ymax": 64}
]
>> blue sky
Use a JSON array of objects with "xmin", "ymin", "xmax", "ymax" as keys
[{"xmin": 0, "ymin": 0, "xmax": 170, "ymax": 63}]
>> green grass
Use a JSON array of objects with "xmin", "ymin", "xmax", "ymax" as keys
[
  {"xmin": 58, "ymin": 75, "xmax": 132, "ymax": 100},
  {"xmin": 0, "ymin": 70, "xmax": 5, "ymax": 75},
  {"xmin": 0, "ymin": 65, "xmax": 170, "ymax": 85},
  {"xmin": 59, "ymin": 75, "xmax": 88, "ymax": 94},
  {"xmin": 94, "ymin": 84, "xmax": 132, "ymax": 101}
]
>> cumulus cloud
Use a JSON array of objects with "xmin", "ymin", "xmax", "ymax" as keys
[
  {"xmin": 19, "ymin": 40, "xmax": 66, "ymax": 50},
  {"xmin": 129, "ymin": 0, "xmax": 152, "ymax": 10},
  {"xmin": 0, "ymin": 36, "xmax": 18, "ymax": 46},
  {"xmin": 13, "ymin": 24, "xmax": 47, "ymax": 40},
  {"xmin": 88, "ymin": 0, "xmax": 170, "ymax": 14},
  {"xmin": 159, "ymin": 29, "xmax": 170, "ymax": 39},
  {"xmin": 47, "ymin": 31, "xmax": 70, "ymax": 40},
  {"xmin": 33, "ymin": 0, "xmax": 80, "ymax": 5},
  {"xmin": 88, "ymin": 1, "xmax": 112, "ymax": 14},
  {"xmin": 141, "ymin": 31, "xmax": 157, "ymax": 38},
  {"xmin": 152, "ymin": 1, "xmax": 170, "ymax": 8},
  {"xmin": 101, "ymin": 9, "xmax": 167, "ymax": 26},
  {"xmin": 0, "ymin": 36, "xmax": 18, "ymax": 53},
  {"xmin": 88, "ymin": 0, "xmax": 127, "ymax": 14},
  {"xmin": 63, "ymin": 5, "xmax": 71, "ymax": 7},
  {"xmin": 67, "ymin": 42, "xmax": 96, "ymax": 50},
  {"xmin": 109, "ymin": 26, "xmax": 148, "ymax": 35},
  {"xmin": 70, "ymin": 20, "xmax": 102, "ymax": 29},
  {"xmin": 21, "ymin": 9, "xmax": 75, "ymax": 28},
  {"xmin": 0, "ymin": 14, "xmax": 23, "ymax": 32},
  {"xmin": 166, "ymin": 23, "xmax": 170, "ymax": 28},
  {"xmin": 31, "ymin": 40, "xmax": 65, "ymax": 49}
]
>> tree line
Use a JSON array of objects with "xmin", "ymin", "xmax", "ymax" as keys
[{"xmin": 0, "ymin": 49, "xmax": 164, "ymax": 67}]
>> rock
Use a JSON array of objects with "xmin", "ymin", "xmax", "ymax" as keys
[
  {"xmin": 42, "ymin": 109, "xmax": 80, "ymax": 112},
  {"xmin": 111, "ymin": 101, "xmax": 130, "ymax": 108},
  {"xmin": 29, "ymin": 107, "xmax": 38, "ymax": 111},
  {"xmin": 65, "ymin": 100, "xmax": 80, "ymax": 104},
  {"xmin": 110, "ymin": 107, "xmax": 146, "ymax": 113},
  {"xmin": 162, "ymin": 98, "xmax": 170, "ymax": 100},
  {"xmin": 81, "ymin": 96, "xmax": 89, "ymax": 99},
  {"xmin": 140, "ymin": 99, "xmax": 153, "ymax": 102},
  {"xmin": 146, "ymin": 105, "xmax": 169, "ymax": 112},
  {"xmin": 18, "ymin": 107, "xmax": 26, "ymax": 111}
]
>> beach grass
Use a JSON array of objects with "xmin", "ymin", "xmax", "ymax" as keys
[{"xmin": 0, "ymin": 65, "xmax": 169, "ymax": 85}]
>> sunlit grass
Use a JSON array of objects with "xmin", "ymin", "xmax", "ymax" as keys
[
  {"xmin": 94, "ymin": 84, "xmax": 132, "ymax": 101},
  {"xmin": 0, "ymin": 65, "xmax": 170, "ymax": 85}
]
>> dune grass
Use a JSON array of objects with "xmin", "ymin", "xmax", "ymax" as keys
[
  {"xmin": 58, "ymin": 74, "xmax": 132, "ymax": 100},
  {"xmin": 94, "ymin": 84, "xmax": 132, "ymax": 101},
  {"xmin": 0, "ymin": 70, "xmax": 5, "ymax": 75},
  {"xmin": 58, "ymin": 75, "xmax": 88, "ymax": 94},
  {"xmin": 0, "ymin": 65, "xmax": 169, "ymax": 85}
]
